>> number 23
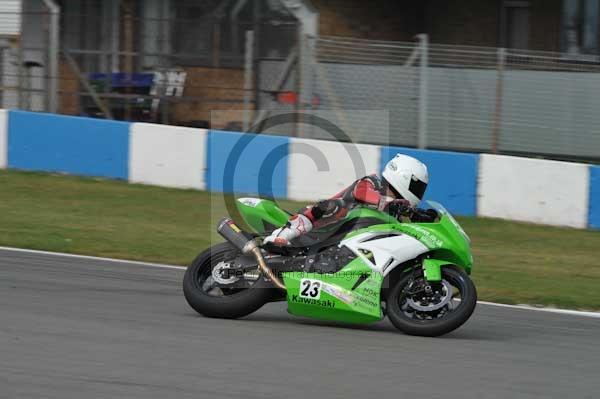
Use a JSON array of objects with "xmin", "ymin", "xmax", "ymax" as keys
[{"xmin": 300, "ymin": 279, "xmax": 321, "ymax": 299}]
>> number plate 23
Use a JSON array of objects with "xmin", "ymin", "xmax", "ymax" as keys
[{"xmin": 299, "ymin": 279, "xmax": 321, "ymax": 299}]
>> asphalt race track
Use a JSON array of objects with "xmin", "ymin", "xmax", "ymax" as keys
[{"xmin": 1, "ymin": 248, "xmax": 598, "ymax": 399}]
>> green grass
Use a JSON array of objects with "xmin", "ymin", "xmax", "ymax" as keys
[{"xmin": 1, "ymin": 169, "xmax": 599, "ymax": 310}]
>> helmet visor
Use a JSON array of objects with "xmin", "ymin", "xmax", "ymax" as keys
[{"xmin": 409, "ymin": 176, "xmax": 427, "ymax": 200}]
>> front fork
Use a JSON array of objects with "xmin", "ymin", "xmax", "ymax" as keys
[
  {"xmin": 402, "ymin": 258, "xmax": 444, "ymax": 298},
  {"xmin": 422, "ymin": 258, "xmax": 445, "ymax": 282}
]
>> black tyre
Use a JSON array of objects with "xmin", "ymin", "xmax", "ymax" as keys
[
  {"xmin": 386, "ymin": 266, "xmax": 477, "ymax": 337},
  {"xmin": 183, "ymin": 242, "xmax": 273, "ymax": 319}
]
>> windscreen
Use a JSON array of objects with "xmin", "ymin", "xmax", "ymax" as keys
[{"xmin": 424, "ymin": 201, "xmax": 471, "ymax": 243}]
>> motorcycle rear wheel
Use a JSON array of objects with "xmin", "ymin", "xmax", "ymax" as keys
[
  {"xmin": 183, "ymin": 242, "xmax": 274, "ymax": 319},
  {"xmin": 386, "ymin": 266, "xmax": 477, "ymax": 337}
]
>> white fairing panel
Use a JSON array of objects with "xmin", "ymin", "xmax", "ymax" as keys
[{"xmin": 341, "ymin": 232, "xmax": 428, "ymax": 275}]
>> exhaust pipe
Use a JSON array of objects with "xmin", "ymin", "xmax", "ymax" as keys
[{"xmin": 217, "ymin": 218, "xmax": 286, "ymax": 290}]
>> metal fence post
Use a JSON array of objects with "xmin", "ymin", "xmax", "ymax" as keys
[
  {"xmin": 491, "ymin": 47, "xmax": 506, "ymax": 154},
  {"xmin": 42, "ymin": 0, "xmax": 60, "ymax": 113},
  {"xmin": 243, "ymin": 30, "xmax": 254, "ymax": 132},
  {"xmin": 294, "ymin": 32, "xmax": 303, "ymax": 138},
  {"xmin": 301, "ymin": 35, "xmax": 319, "ymax": 139},
  {"xmin": 417, "ymin": 34, "xmax": 428, "ymax": 149}
]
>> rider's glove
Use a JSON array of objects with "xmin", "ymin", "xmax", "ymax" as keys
[
  {"xmin": 386, "ymin": 199, "xmax": 413, "ymax": 218},
  {"xmin": 263, "ymin": 214, "xmax": 313, "ymax": 246},
  {"xmin": 377, "ymin": 195, "xmax": 396, "ymax": 211},
  {"xmin": 411, "ymin": 208, "xmax": 438, "ymax": 223},
  {"xmin": 312, "ymin": 198, "xmax": 347, "ymax": 219}
]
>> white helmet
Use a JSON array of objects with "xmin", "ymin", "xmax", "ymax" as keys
[{"xmin": 382, "ymin": 154, "xmax": 429, "ymax": 207}]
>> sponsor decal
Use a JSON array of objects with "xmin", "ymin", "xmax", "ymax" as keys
[
  {"xmin": 322, "ymin": 282, "xmax": 354, "ymax": 305},
  {"xmin": 446, "ymin": 212, "xmax": 471, "ymax": 243},
  {"xmin": 290, "ymin": 294, "xmax": 335, "ymax": 308},
  {"xmin": 237, "ymin": 198, "xmax": 263, "ymax": 208},
  {"xmin": 362, "ymin": 287, "xmax": 377, "ymax": 297},
  {"xmin": 407, "ymin": 225, "xmax": 443, "ymax": 248},
  {"xmin": 322, "ymin": 282, "xmax": 378, "ymax": 309},
  {"xmin": 228, "ymin": 221, "xmax": 241, "ymax": 233},
  {"xmin": 352, "ymin": 293, "xmax": 378, "ymax": 308},
  {"xmin": 291, "ymin": 278, "xmax": 380, "ymax": 312}
]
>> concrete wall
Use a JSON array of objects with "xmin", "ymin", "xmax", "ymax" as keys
[
  {"xmin": 380, "ymin": 146, "xmax": 479, "ymax": 216},
  {"xmin": 129, "ymin": 123, "xmax": 207, "ymax": 189},
  {"xmin": 7, "ymin": 110, "xmax": 129, "ymax": 179},
  {"xmin": 1, "ymin": 110, "xmax": 598, "ymax": 229},
  {"xmin": 205, "ymin": 130, "xmax": 289, "ymax": 199},
  {"xmin": 478, "ymin": 154, "xmax": 590, "ymax": 228}
]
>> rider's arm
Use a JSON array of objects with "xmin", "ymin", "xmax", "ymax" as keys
[
  {"xmin": 353, "ymin": 179, "xmax": 397, "ymax": 211},
  {"xmin": 264, "ymin": 177, "xmax": 384, "ymax": 246},
  {"xmin": 352, "ymin": 179, "xmax": 381, "ymax": 205}
]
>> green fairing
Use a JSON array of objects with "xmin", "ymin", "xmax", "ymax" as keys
[
  {"xmin": 344, "ymin": 207, "xmax": 472, "ymax": 275},
  {"xmin": 283, "ymin": 257, "xmax": 383, "ymax": 324},
  {"xmin": 237, "ymin": 199, "xmax": 471, "ymax": 274},
  {"xmin": 423, "ymin": 259, "xmax": 445, "ymax": 281},
  {"xmin": 238, "ymin": 199, "xmax": 472, "ymax": 323},
  {"xmin": 236, "ymin": 199, "xmax": 289, "ymax": 233}
]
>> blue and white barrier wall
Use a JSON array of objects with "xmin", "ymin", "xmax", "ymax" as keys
[
  {"xmin": 0, "ymin": 110, "xmax": 7, "ymax": 169},
  {"xmin": 7, "ymin": 110, "xmax": 130, "ymax": 179},
  {"xmin": 129, "ymin": 123, "xmax": 207, "ymax": 189},
  {"xmin": 590, "ymin": 166, "xmax": 600, "ymax": 229},
  {"xmin": 287, "ymin": 138, "xmax": 380, "ymax": 201},
  {"xmin": 0, "ymin": 110, "xmax": 598, "ymax": 229},
  {"xmin": 380, "ymin": 146, "xmax": 479, "ymax": 217},
  {"xmin": 206, "ymin": 130, "xmax": 289, "ymax": 198},
  {"xmin": 478, "ymin": 155, "xmax": 590, "ymax": 228}
]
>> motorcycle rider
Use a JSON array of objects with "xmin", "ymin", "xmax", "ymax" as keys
[{"xmin": 264, "ymin": 154, "xmax": 434, "ymax": 246}]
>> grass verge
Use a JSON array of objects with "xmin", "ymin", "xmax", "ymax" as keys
[{"xmin": 1, "ymin": 169, "xmax": 599, "ymax": 310}]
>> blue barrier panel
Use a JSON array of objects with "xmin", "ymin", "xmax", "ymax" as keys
[
  {"xmin": 206, "ymin": 130, "xmax": 289, "ymax": 198},
  {"xmin": 8, "ymin": 111, "xmax": 129, "ymax": 179},
  {"xmin": 380, "ymin": 146, "xmax": 479, "ymax": 216},
  {"xmin": 589, "ymin": 165, "xmax": 600, "ymax": 229}
]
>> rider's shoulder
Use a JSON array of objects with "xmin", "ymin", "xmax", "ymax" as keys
[{"xmin": 360, "ymin": 174, "xmax": 383, "ymax": 188}]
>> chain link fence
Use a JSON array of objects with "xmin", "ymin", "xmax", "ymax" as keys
[
  {"xmin": 0, "ymin": 3, "xmax": 56, "ymax": 114},
  {"xmin": 2, "ymin": 1, "xmax": 600, "ymax": 162},
  {"xmin": 1, "ymin": 0, "xmax": 299, "ymax": 130},
  {"xmin": 255, "ymin": 34, "xmax": 600, "ymax": 161},
  {"xmin": 427, "ymin": 44, "xmax": 600, "ymax": 160},
  {"xmin": 303, "ymin": 35, "xmax": 421, "ymax": 146}
]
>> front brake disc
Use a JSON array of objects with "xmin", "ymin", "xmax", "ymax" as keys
[{"xmin": 406, "ymin": 279, "xmax": 453, "ymax": 312}]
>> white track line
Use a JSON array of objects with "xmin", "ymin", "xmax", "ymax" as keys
[
  {"xmin": 477, "ymin": 301, "xmax": 600, "ymax": 318},
  {"xmin": 0, "ymin": 246, "xmax": 186, "ymax": 270},
  {"xmin": 1, "ymin": 246, "xmax": 599, "ymax": 318}
]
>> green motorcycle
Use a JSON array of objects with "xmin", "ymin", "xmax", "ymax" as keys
[{"xmin": 183, "ymin": 198, "xmax": 477, "ymax": 337}]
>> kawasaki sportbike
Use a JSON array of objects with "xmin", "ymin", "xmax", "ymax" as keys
[{"xmin": 183, "ymin": 198, "xmax": 476, "ymax": 337}]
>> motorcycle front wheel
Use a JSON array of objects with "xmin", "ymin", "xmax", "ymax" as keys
[
  {"xmin": 183, "ymin": 242, "xmax": 274, "ymax": 319},
  {"xmin": 386, "ymin": 266, "xmax": 477, "ymax": 337}
]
